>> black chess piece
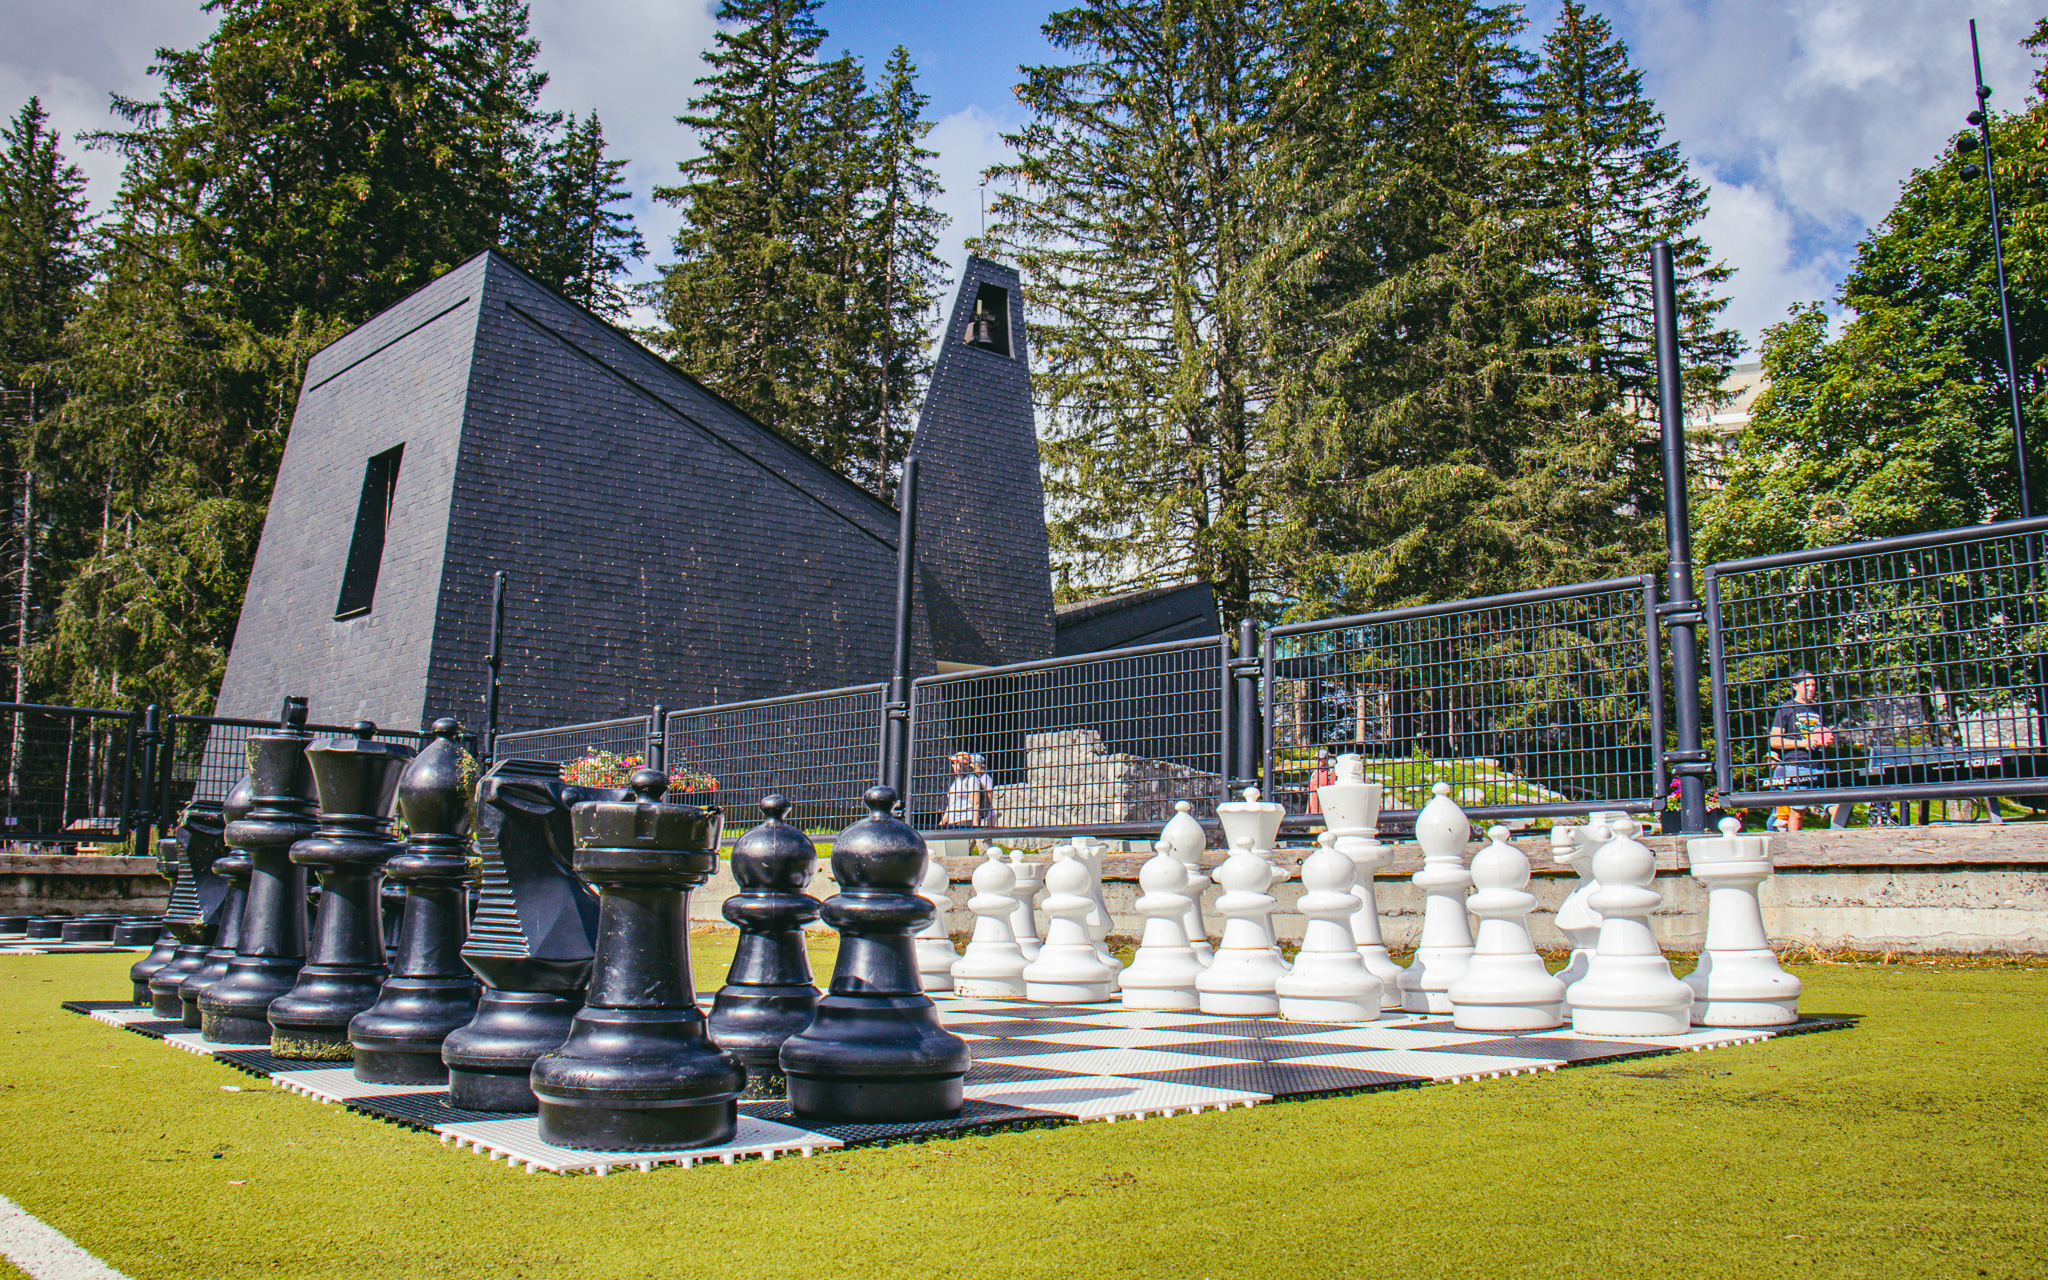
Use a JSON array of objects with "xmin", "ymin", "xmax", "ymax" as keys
[
  {"xmin": 709, "ymin": 794, "xmax": 820, "ymax": 1099},
  {"xmin": 201, "ymin": 709, "xmax": 319, "ymax": 1043},
  {"xmin": 137, "ymin": 803, "xmax": 226, "ymax": 1010},
  {"xmin": 441, "ymin": 759, "xmax": 607, "ymax": 1111},
  {"xmin": 267, "ymin": 723, "xmax": 413, "ymax": 1059},
  {"xmin": 531, "ymin": 769, "xmax": 742, "ymax": 1151},
  {"xmin": 348, "ymin": 718, "xmax": 480, "ymax": 1083},
  {"xmin": 780, "ymin": 786, "xmax": 970, "ymax": 1123},
  {"xmin": 179, "ymin": 777, "xmax": 256, "ymax": 1028}
]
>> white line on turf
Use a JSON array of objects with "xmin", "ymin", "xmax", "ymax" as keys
[{"xmin": 0, "ymin": 1194, "xmax": 133, "ymax": 1280}]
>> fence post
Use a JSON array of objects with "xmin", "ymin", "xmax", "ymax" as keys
[
  {"xmin": 648, "ymin": 705, "xmax": 666, "ymax": 774},
  {"xmin": 1234, "ymin": 619, "xmax": 1261, "ymax": 797},
  {"xmin": 1653, "ymin": 240, "xmax": 1712, "ymax": 834},
  {"xmin": 127, "ymin": 705, "xmax": 157, "ymax": 856},
  {"xmin": 881, "ymin": 456, "xmax": 919, "ymax": 807},
  {"xmin": 484, "ymin": 570, "xmax": 506, "ymax": 764}
]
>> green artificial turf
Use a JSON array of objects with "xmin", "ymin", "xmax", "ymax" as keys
[{"xmin": 1, "ymin": 942, "xmax": 2043, "ymax": 1280}]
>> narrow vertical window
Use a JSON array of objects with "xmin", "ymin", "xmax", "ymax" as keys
[
  {"xmin": 964, "ymin": 283, "xmax": 1012, "ymax": 357},
  {"xmin": 334, "ymin": 445, "xmax": 402, "ymax": 619}
]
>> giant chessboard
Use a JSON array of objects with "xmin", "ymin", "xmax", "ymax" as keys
[{"xmin": 62, "ymin": 995, "xmax": 1852, "ymax": 1176}]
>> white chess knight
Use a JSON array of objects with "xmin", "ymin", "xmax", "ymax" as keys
[
  {"xmin": 1196, "ymin": 787, "xmax": 1291, "ymax": 1015},
  {"xmin": 1399, "ymin": 782, "xmax": 1477, "ymax": 1014},
  {"xmin": 912, "ymin": 853, "xmax": 958, "ymax": 993},
  {"xmin": 1004, "ymin": 846, "xmax": 1045, "ymax": 961},
  {"xmin": 951, "ymin": 853, "xmax": 1031, "ymax": 998},
  {"xmin": 1063, "ymin": 836, "xmax": 1124, "ymax": 989},
  {"xmin": 1275, "ymin": 833, "xmax": 1382, "ymax": 1022},
  {"xmin": 1551, "ymin": 820, "xmax": 1607, "ymax": 1001},
  {"xmin": 1119, "ymin": 843, "xmax": 1204, "ymax": 1009},
  {"xmin": 1317, "ymin": 753, "xmax": 1403, "ymax": 1009},
  {"xmin": 1448, "ymin": 826, "xmax": 1566, "ymax": 1031},
  {"xmin": 1159, "ymin": 799, "xmax": 1215, "ymax": 965},
  {"xmin": 1022, "ymin": 855, "xmax": 1118, "ymax": 1003},
  {"xmin": 1683, "ymin": 817, "xmax": 1802, "ymax": 1026},
  {"xmin": 1565, "ymin": 816, "xmax": 1695, "ymax": 1036}
]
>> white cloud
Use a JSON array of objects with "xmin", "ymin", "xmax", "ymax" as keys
[
  {"xmin": 926, "ymin": 103, "xmax": 1019, "ymax": 297},
  {"xmin": 1696, "ymin": 167, "xmax": 1841, "ymax": 349}
]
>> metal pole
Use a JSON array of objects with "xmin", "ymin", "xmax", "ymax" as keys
[
  {"xmin": 1235, "ymin": 619, "xmax": 1260, "ymax": 797},
  {"xmin": 882, "ymin": 456, "xmax": 919, "ymax": 809},
  {"xmin": 484, "ymin": 570, "xmax": 505, "ymax": 763},
  {"xmin": 648, "ymin": 704, "xmax": 666, "ymax": 775},
  {"xmin": 1653, "ymin": 240, "xmax": 1711, "ymax": 834},
  {"xmin": 126, "ymin": 706, "xmax": 152, "ymax": 855},
  {"xmin": 1967, "ymin": 21, "xmax": 2033, "ymax": 522}
]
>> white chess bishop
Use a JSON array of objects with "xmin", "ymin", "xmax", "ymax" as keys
[
  {"xmin": 1159, "ymin": 799, "xmax": 1215, "ymax": 965},
  {"xmin": 1683, "ymin": 817, "xmax": 1801, "ymax": 1026},
  {"xmin": 912, "ymin": 852, "xmax": 957, "ymax": 993},
  {"xmin": 1004, "ymin": 846, "xmax": 1045, "ymax": 961},
  {"xmin": 1119, "ymin": 843, "xmax": 1204, "ymax": 1009},
  {"xmin": 1399, "ymin": 782, "xmax": 1476, "ymax": 1014},
  {"xmin": 1275, "ymin": 833, "xmax": 1382, "ymax": 1022},
  {"xmin": 1317, "ymin": 754, "xmax": 1403, "ymax": 1009},
  {"xmin": 1066, "ymin": 836, "xmax": 1124, "ymax": 990},
  {"xmin": 1022, "ymin": 854, "xmax": 1118, "ymax": 1003},
  {"xmin": 1448, "ymin": 826, "xmax": 1565, "ymax": 1031},
  {"xmin": 1196, "ymin": 787, "xmax": 1291, "ymax": 1015},
  {"xmin": 1551, "ymin": 820, "xmax": 1607, "ymax": 1000},
  {"xmin": 951, "ymin": 852, "xmax": 1031, "ymax": 998},
  {"xmin": 1565, "ymin": 817, "xmax": 1695, "ymax": 1036}
]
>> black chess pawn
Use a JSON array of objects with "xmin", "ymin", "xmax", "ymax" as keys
[
  {"xmin": 179, "ymin": 777, "xmax": 256, "ymax": 1028},
  {"xmin": 780, "ymin": 786, "xmax": 970, "ymax": 1123},
  {"xmin": 201, "ymin": 711, "xmax": 319, "ymax": 1043},
  {"xmin": 267, "ymin": 723, "xmax": 413, "ymax": 1059},
  {"xmin": 441, "ymin": 759, "xmax": 606, "ymax": 1111},
  {"xmin": 531, "ymin": 769, "xmax": 743, "ymax": 1151},
  {"xmin": 138, "ymin": 802, "xmax": 227, "ymax": 1011},
  {"xmin": 349, "ymin": 718, "xmax": 480, "ymax": 1083},
  {"xmin": 710, "ymin": 794, "xmax": 821, "ymax": 1099}
]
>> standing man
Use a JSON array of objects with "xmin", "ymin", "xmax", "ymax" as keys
[
  {"xmin": 941, "ymin": 752, "xmax": 993, "ymax": 828},
  {"xmin": 1769, "ymin": 670, "xmax": 1848, "ymax": 830},
  {"xmin": 970, "ymin": 754, "xmax": 996, "ymax": 826}
]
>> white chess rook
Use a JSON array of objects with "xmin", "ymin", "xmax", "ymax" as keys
[
  {"xmin": 1566, "ymin": 817, "xmax": 1695, "ymax": 1036},
  {"xmin": 1683, "ymin": 817, "xmax": 1802, "ymax": 1026},
  {"xmin": 1022, "ymin": 855, "xmax": 1118, "ymax": 1003},
  {"xmin": 1449, "ymin": 826, "xmax": 1565, "ymax": 1031},
  {"xmin": 1119, "ymin": 844, "xmax": 1204, "ymax": 1010},
  {"xmin": 1160, "ymin": 800, "xmax": 1215, "ymax": 966},
  {"xmin": 1276, "ymin": 833, "xmax": 1381, "ymax": 1022},
  {"xmin": 1318, "ymin": 754, "xmax": 1402, "ymax": 1009},
  {"xmin": 912, "ymin": 853, "xmax": 958, "ymax": 993},
  {"xmin": 1399, "ymin": 782, "xmax": 1476, "ymax": 1014},
  {"xmin": 1196, "ymin": 788, "xmax": 1292, "ymax": 1015},
  {"xmin": 1004, "ymin": 846, "xmax": 1044, "ymax": 961},
  {"xmin": 952, "ymin": 853, "xmax": 1031, "ymax": 998},
  {"xmin": 1067, "ymin": 836, "xmax": 1124, "ymax": 990}
]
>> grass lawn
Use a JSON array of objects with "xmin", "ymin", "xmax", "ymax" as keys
[{"xmin": 0, "ymin": 940, "xmax": 2042, "ymax": 1280}]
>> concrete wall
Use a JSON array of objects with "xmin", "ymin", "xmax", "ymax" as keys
[{"xmin": 0, "ymin": 855, "xmax": 170, "ymax": 916}]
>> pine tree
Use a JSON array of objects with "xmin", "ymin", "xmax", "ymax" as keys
[
  {"xmin": 808, "ymin": 54, "xmax": 882, "ymax": 481},
  {"xmin": 0, "ymin": 98, "xmax": 91, "ymax": 383},
  {"xmin": 867, "ymin": 46, "xmax": 947, "ymax": 498},
  {"xmin": 514, "ymin": 113, "xmax": 646, "ymax": 318}
]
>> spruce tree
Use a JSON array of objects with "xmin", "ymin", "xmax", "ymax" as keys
[
  {"xmin": 513, "ymin": 113, "xmax": 646, "ymax": 318},
  {"xmin": 0, "ymin": 98, "xmax": 91, "ymax": 384},
  {"xmin": 867, "ymin": 46, "xmax": 947, "ymax": 498}
]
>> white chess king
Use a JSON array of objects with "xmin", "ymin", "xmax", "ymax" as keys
[
  {"xmin": 1317, "ymin": 754, "xmax": 1403, "ymax": 1009},
  {"xmin": 1683, "ymin": 817, "xmax": 1801, "ymax": 1026}
]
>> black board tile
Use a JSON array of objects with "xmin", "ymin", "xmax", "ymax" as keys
[
  {"xmin": 121, "ymin": 1020, "xmax": 191, "ymax": 1039},
  {"xmin": 736, "ymin": 1098, "xmax": 1071, "ymax": 1147},
  {"xmin": 1154, "ymin": 1038, "xmax": 1350, "ymax": 1061},
  {"xmin": 951, "ymin": 1019, "xmax": 1105, "ymax": 1038},
  {"xmin": 965, "ymin": 1060, "xmax": 1093, "ymax": 1084},
  {"xmin": 1430, "ymin": 1037, "xmax": 1672, "ymax": 1064},
  {"xmin": 215, "ymin": 1050, "xmax": 304, "ymax": 1078},
  {"xmin": 62, "ymin": 1000, "xmax": 140, "ymax": 1014},
  {"xmin": 345, "ymin": 1092, "xmax": 531, "ymax": 1131},
  {"xmin": 1172, "ymin": 1019, "xmax": 1360, "ymax": 1039},
  {"xmin": 962, "ymin": 1037, "xmax": 1079, "ymax": 1058},
  {"xmin": 1125, "ymin": 1061, "xmax": 1430, "ymax": 1099}
]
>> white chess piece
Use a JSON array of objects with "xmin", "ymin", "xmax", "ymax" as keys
[
  {"xmin": 1551, "ymin": 821, "xmax": 1604, "ymax": 1004},
  {"xmin": 1004, "ymin": 846, "xmax": 1044, "ymax": 961},
  {"xmin": 1319, "ymin": 754, "xmax": 1402, "ymax": 1009},
  {"xmin": 1119, "ymin": 844, "xmax": 1204, "ymax": 1010},
  {"xmin": 1399, "ymin": 782, "xmax": 1476, "ymax": 1014},
  {"xmin": 1684, "ymin": 817, "xmax": 1801, "ymax": 1026},
  {"xmin": 1276, "ymin": 833, "xmax": 1382, "ymax": 1022},
  {"xmin": 952, "ymin": 854, "xmax": 1031, "ymax": 998},
  {"xmin": 1022, "ymin": 855, "xmax": 1117, "ymax": 1003},
  {"xmin": 1566, "ymin": 817, "xmax": 1694, "ymax": 1036},
  {"xmin": 1215, "ymin": 785, "xmax": 1287, "ymax": 959},
  {"xmin": 1449, "ymin": 826, "xmax": 1565, "ymax": 1031},
  {"xmin": 913, "ymin": 852, "xmax": 957, "ymax": 993},
  {"xmin": 1064, "ymin": 836, "xmax": 1123, "ymax": 989},
  {"xmin": 1159, "ymin": 799, "xmax": 1214, "ymax": 965},
  {"xmin": 1196, "ymin": 789, "xmax": 1292, "ymax": 1015}
]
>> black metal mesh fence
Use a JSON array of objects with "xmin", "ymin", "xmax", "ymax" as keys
[
  {"xmin": 1264, "ymin": 577, "xmax": 1665, "ymax": 822},
  {"xmin": 1707, "ymin": 517, "xmax": 2048, "ymax": 810},
  {"xmin": 908, "ymin": 638, "xmax": 1228, "ymax": 836},
  {"xmin": 0, "ymin": 705, "xmax": 135, "ymax": 844},
  {"xmin": 664, "ymin": 685, "xmax": 883, "ymax": 831},
  {"xmin": 162, "ymin": 714, "xmax": 429, "ymax": 820},
  {"xmin": 491, "ymin": 716, "xmax": 652, "ymax": 785}
]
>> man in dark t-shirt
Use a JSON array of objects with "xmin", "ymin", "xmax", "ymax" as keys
[{"xmin": 1768, "ymin": 670, "xmax": 1847, "ymax": 830}]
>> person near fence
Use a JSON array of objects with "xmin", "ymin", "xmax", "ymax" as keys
[
  {"xmin": 1769, "ymin": 670, "xmax": 1849, "ymax": 831},
  {"xmin": 1306, "ymin": 750, "xmax": 1337, "ymax": 816},
  {"xmin": 971, "ymin": 754, "xmax": 997, "ymax": 826},
  {"xmin": 943, "ymin": 752, "xmax": 994, "ymax": 828}
]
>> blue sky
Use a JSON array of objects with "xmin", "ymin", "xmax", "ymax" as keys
[{"xmin": 3, "ymin": 1, "xmax": 2041, "ymax": 354}]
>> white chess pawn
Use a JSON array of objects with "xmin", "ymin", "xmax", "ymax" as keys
[
  {"xmin": 1319, "ymin": 754, "xmax": 1402, "ymax": 1009},
  {"xmin": 1449, "ymin": 826, "xmax": 1565, "ymax": 1031},
  {"xmin": 1159, "ymin": 800, "xmax": 1214, "ymax": 965},
  {"xmin": 1215, "ymin": 785, "xmax": 1287, "ymax": 960},
  {"xmin": 1566, "ymin": 817, "xmax": 1694, "ymax": 1036},
  {"xmin": 952, "ymin": 853, "xmax": 1031, "ymax": 998},
  {"xmin": 1551, "ymin": 821, "xmax": 1604, "ymax": 1002},
  {"xmin": 1119, "ymin": 846, "xmax": 1204, "ymax": 1010},
  {"xmin": 1684, "ymin": 817, "xmax": 1801, "ymax": 1025},
  {"xmin": 913, "ymin": 852, "xmax": 958, "ymax": 993},
  {"xmin": 1063, "ymin": 836, "xmax": 1123, "ymax": 989},
  {"xmin": 1022, "ymin": 855, "xmax": 1117, "ymax": 1003},
  {"xmin": 1196, "ymin": 795, "xmax": 1292, "ymax": 1015},
  {"xmin": 1004, "ymin": 846, "xmax": 1044, "ymax": 961},
  {"xmin": 1276, "ymin": 834, "xmax": 1381, "ymax": 1022},
  {"xmin": 1399, "ymin": 782, "xmax": 1476, "ymax": 1014}
]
